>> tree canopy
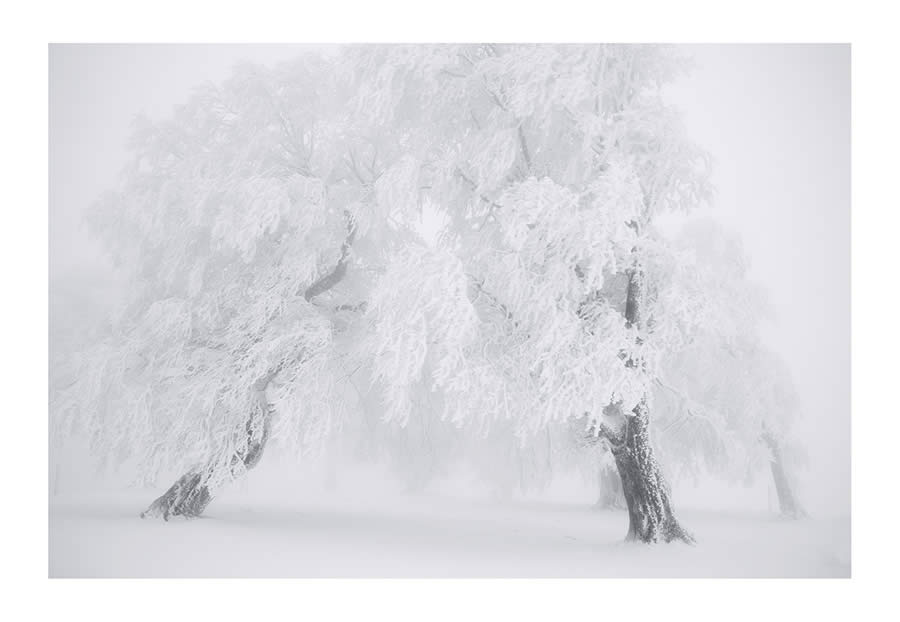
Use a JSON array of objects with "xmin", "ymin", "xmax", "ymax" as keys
[{"xmin": 53, "ymin": 45, "xmax": 799, "ymax": 517}]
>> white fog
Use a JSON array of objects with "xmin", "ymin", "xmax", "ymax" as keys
[{"xmin": 48, "ymin": 43, "xmax": 850, "ymax": 577}]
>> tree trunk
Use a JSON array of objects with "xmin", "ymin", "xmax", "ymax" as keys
[
  {"xmin": 595, "ymin": 460, "xmax": 625, "ymax": 510},
  {"xmin": 141, "ymin": 213, "xmax": 358, "ymax": 521},
  {"xmin": 602, "ymin": 258, "xmax": 693, "ymax": 543},
  {"xmin": 141, "ymin": 380, "xmax": 273, "ymax": 520},
  {"xmin": 140, "ymin": 470, "xmax": 214, "ymax": 520},
  {"xmin": 762, "ymin": 430, "xmax": 804, "ymax": 519},
  {"xmin": 609, "ymin": 401, "xmax": 695, "ymax": 543}
]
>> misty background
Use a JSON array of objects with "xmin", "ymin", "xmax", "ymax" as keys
[{"xmin": 49, "ymin": 43, "xmax": 849, "ymax": 518}]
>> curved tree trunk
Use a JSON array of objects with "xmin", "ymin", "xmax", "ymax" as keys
[
  {"xmin": 609, "ymin": 401, "xmax": 694, "ymax": 543},
  {"xmin": 762, "ymin": 430, "xmax": 804, "ymax": 519},
  {"xmin": 141, "ymin": 213, "xmax": 358, "ymax": 521},
  {"xmin": 140, "ymin": 381, "xmax": 272, "ymax": 520}
]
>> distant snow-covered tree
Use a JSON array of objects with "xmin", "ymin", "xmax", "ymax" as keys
[{"xmin": 650, "ymin": 219, "xmax": 806, "ymax": 518}]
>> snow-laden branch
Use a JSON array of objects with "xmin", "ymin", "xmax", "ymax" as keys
[{"xmin": 303, "ymin": 212, "xmax": 357, "ymax": 302}]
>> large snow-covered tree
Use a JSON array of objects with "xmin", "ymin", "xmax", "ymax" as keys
[{"xmin": 362, "ymin": 44, "xmax": 710, "ymax": 542}]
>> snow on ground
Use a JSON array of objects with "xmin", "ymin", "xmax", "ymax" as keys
[{"xmin": 49, "ymin": 463, "xmax": 849, "ymax": 578}]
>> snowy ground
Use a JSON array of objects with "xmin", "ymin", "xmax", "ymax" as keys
[{"xmin": 49, "ymin": 465, "xmax": 849, "ymax": 578}]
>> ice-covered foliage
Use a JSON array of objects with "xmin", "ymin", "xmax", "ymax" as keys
[
  {"xmin": 54, "ymin": 55, "xmax": 379, "ymax": 487},
  {"xmin": 361, "ymin": 44, "xmax": 711, "ymax": 445},
  {"xmin": 650, "ymin": 219, "xmax": 804, "ymax": 485},
  {"xmin": 58, "ymin": 45, "xmax": 786, "ymax": 505}
]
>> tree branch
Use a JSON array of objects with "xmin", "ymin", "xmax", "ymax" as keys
[
  {"xmin": 517, "ymin": 124, "xmax": 532, "ymax": 172},
  {"xmin": 302, "ymin": 212, "xmax": 357, "ymax": 301},
  {"xmin": 581, "ymin": 419, "xmax": 624, "ymax": 450}
]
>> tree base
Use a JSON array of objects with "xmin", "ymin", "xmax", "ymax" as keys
[
  {"xmin": 611, "ymin": 403, "xmax": 695, "ymax": 545},
  {"xmin": 763, "ymin": 431, "xmax": 805, "ymax": 521},
  {"xmin": 140, "ymin": 471, "xmax": 211, "ymax": 521},
  {"xmin": 623, "ymin": 516, "xmax": 695, "ymax": 545},
  {"xmin": 142, "ymin": 396, "xmax": 272, "ymax": 521}
]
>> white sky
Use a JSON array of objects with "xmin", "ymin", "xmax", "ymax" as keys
[{"xmin": 49, "ymin": 44, "xmax": 850, "ymax": 516}]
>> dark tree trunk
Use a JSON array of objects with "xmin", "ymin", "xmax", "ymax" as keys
[
  {"xmin": 762, "ymin": 430, "xmax": 804, "ymax": 519},
  {"xmin": 600, "ymin": 257, "xmax": 692, "ymax": 543},
  {"xmin": 141, "ymin": 378, "xmax": 273, "ymax": 520},
  {"xmin": 609, "ymin": 401, "xmax": 695, "ymax": 543},
  {"xmin": 140, "ymin": 470, "xmax": 213, "ymax": 520},
  {"xmin": 595, "ymin": 460, "xmax": 625, "ymax": 510}
]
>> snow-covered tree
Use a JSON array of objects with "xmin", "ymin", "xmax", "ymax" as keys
[
  {"xmin": 363, "ymin": 44, "xmax": 710, "ymax": 542},
  {"xmin": 644, "ymin": 219, "xmax": 805, "ymax": 517},
  {"xmin": 54, "ymin": 56, "xmax": 389, "ymax": 518}
]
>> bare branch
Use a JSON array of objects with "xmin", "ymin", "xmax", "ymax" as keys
[
  {"xmin": 302, "ymin": 212, "xmax": 357, "ymax": 301},
  {"xmin": 517, "ymin": 124, "xmax": 532, "ymax": 171}
]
